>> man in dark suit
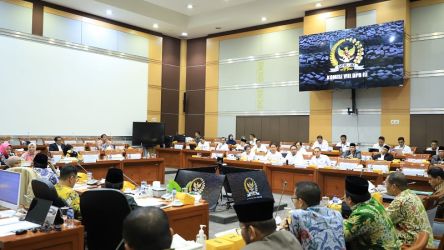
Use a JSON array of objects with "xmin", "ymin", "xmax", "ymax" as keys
[
  {"xmin": 48, "ymin": 136, "xmax": 66, "ymax": 152},
  {"xmin": 431, "ymin": 146, "xmax": 444, "ymax": 165},
  {"xmin": 372, "ymin": 145, "xmax": 394, "ymax": 161}
]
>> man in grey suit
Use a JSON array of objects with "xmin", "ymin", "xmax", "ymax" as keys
[
  {"xmin": 431, "ymin": 146, "xmax": 444, "ymax": 165},
  {"xmin": 341, "ymin": 143, "xmax": 362, "ymax": 159},
  {"xmin": 234, "ymin": 198, "xmax": 302, "ymax": 250}
]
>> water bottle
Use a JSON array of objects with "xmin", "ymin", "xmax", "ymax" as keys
[
  {"xmin": 141, "ymin": 181, "xmax": 147, "ymax": 193},
  {"xmin": 171, "ymin": 190, "xmax": 177, "ymax": 202},
  {"xmin": 147, "ymin": 184, "xmax": 153, "ymax": 197},
  {"xmin": 66, "ymin": 208, "xmax": 74, "ymax": 228}
]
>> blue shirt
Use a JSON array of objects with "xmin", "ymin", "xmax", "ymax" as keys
[
  {"xmin": 34, "ymin": 167, "xmax": 59, "ymax": 185},
  {"xmin": 290, "ymin": 205, "xmax": 346, "ymax": 250}
]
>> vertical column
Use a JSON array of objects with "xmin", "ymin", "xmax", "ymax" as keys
[
  {"xmin": 205, "ymin": 38, "xmax": 219, "ymax": 138},
  {"xmin": 185, "ymin": 38, "xmax": 206, "ymax": 136},
  {"xmin": 147, "ymin": 36, "xmax": 163, "ymax": 122},
  {"xmin": 358, "ymin": 0, "xmax": 410, "ymax": 145},
  {"xmin": 161, "ymin": 36, "xmax": 181, "ymax": 135},
  {"xmin": 32, "ymin": 1, "xmax": 43, "ymax": 36},
  {"xmin": 178, "ymin": 40, "xmax": 187, "ymax": 134}
]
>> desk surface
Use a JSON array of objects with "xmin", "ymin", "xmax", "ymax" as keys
[{"xmin": 0, "ymin": 223, "xmax": 84, "ymax": 250}]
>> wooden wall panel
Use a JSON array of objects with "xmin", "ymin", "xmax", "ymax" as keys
[
  {"xmin": 411, "ymin": 115, "xmax": 444, "ymax": 152},
  {"xmin": 236, "ymin": 116, "xmax": 309, "ymax": 142}
]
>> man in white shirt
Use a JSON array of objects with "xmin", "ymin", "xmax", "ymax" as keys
[
  {"xmin": 372, "ymin": 136, "xmax": 387, "ymax": 152},
  {"xmin": 249, "ymin": 134, "xmax": 257, "ymax": 146},
  {"xmin": 235, "ymin": 139, "xmax": 248, "ymax": 151},
  {"xmin": 285, "ymin": 145, "xmax": 304, "ymax": 165},
  {"xmin": 216, "ymin": 137, "xmax": 229, "ymax": 151},
  {"xmin": 311, "ymin": 135, "xmax": 329, "ymax": 151},
  {"xmin": 252, "ymin": 139, "xmax": 268, "ymax": 153},
  {"xmin": 393, "ymin": 137, "xmax": 412, "ymax": 154},
  {"xmin": 240, "ymin": 145, "xmax": 255, "ymax": 161},
  {"xmin": 197, "ymin": 138, "xmax": 210, "ymax": 151},
  {"xmin": 265, "ymin": 144, "xmax": 283, "ymax": 164},
  {"xmin": 335, "ymin": 134, "xmax": 350, "ymax": 152},
  {"xmin": 309, "ymin": 147, "xmax": 331, "ymax": 167},
  {"xmin": 426, "ymin": 140, "xmax": 439, "ymax": 154}
]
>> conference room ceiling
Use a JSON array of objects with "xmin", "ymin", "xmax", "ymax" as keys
[{"xmin": 44, "ymin": 0, "xmax": 360, "ymax": 38}]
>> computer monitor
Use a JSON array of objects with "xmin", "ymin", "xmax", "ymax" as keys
[{"xmin": 0, "ymin": 170, "xmax": 21, "ymax": 210}]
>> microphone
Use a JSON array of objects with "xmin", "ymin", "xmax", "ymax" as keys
[
  {"xmin": 123, "ymin": 173, "xmax": 140, "ymax": 188},
  {"xmin": 274, "ymin": 180, "xmax": 288, "ymax": 218},
  {"xmin": 76, "ymin": 163, "xmax": 89, "ymax": 174}
]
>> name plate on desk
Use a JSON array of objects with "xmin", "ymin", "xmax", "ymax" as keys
[
  {"xmin": 402, "ymin": 168, "xmax": 426, "ymax": 176},
  {"xmin": 127, "ymin": 153, "xmax": 142, "ymax": 159},
  {"xmin": 174, "ymin": 145, "xmax": 184, "ymax": 150},
  {"xmin": 369, "ymin": 164, "xmax": 389, "ymax": 173},
  {"xmin": 83, "ymin": 155, "xmax": 98, "ymax": 163},
  {"xmin": 338, "ymin": 162, "xmax": 358, "ymax": 170}
]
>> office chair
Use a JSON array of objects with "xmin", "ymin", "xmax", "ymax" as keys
[
  {"xmin": 31, "ymin": 179, "xmax": 67, "ymax": 208},
  {"xmin": 80, "ymin": 189, "xmax": 131, "ymax": 250}
]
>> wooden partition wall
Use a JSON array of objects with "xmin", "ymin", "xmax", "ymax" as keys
[{"xmin": 235, "ymin": 115, "xmax": 309, "ymax": 143}]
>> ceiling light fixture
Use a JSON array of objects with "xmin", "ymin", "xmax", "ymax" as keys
[
  {"xmin": 153, "ymin": 23, "xmax": 159, "ymax": 29},
  {"xmin": 315, "ymin": 2, "xmax": 322, "ymax": 8},
  {"xmin": 181, "ymin": 32, "xmax": 188, "ymax": 37},
  {"xmin": 106, "ymin": 9, "xmax": 113, "ymax": 16},
  {"xmin": 261, "ymin": 17, "xmax": 267, "ymax": 22},
  {"xmin": 187, "ymin": 4, "xmax": 193, "ymax": 9}
]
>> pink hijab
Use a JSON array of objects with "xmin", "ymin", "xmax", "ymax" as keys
[{"xmin": 0, "ymin": 142, "xmax": 10, "ymax": 156}]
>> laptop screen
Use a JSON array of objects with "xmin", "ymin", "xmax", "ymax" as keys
[{"xmin": 0, "ymin": 170, "xmax": 21, "ymax": 210}]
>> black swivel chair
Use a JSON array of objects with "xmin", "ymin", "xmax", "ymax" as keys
[
  {"xmin": 80, "ymin": 189, "xmax": 131, "ymax": 250},
  {"xmin": 31, "ymin": 179, "xmax": 67, "ymax": 208}
]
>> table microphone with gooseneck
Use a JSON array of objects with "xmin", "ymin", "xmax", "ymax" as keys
[{"xmin": 274, "ymin": 180, "xmax": 288, "ymax": 218}]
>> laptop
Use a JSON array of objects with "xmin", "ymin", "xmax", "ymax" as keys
[{"xmin": 0, "ymin": 198, "xmax": 52, "ymax": 234}]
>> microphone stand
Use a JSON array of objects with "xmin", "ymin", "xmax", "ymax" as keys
[{"xmin": 274, "ymin": 180, "xmax": 288, "ymax": 218}]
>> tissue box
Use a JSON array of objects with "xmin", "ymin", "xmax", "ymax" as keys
[
  {"xmin": 206, "ymin": 238, "xmax": 234, "ymax": 250},
  {"xmin": 176, "ymin": 192, "xmax": 195, "ymax": 205},
  {"xmin": 219, "ymin": 233, "xmax": 245, "ymax": 250}
]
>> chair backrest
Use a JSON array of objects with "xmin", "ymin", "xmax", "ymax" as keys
[
  {"xmin": 31, "ymin": 179, "xmax": 67, "ymax": 207},
  {"xmin": 7, "ymin": 167, "xmax": 38, "ymax": 208},
  {"xmin": 403, "ymin": 231, "xmax": 429, "ymax": 250},
  {"xmin": 80, "ymin": 189, "xmax": 131, "ymax": 250},
  {"xmin": 427, "ymin": 206, "xmax": 438, "ymax": 228}
]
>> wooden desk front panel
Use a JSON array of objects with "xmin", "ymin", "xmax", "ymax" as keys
[
  {"xmin": 224, "ymin": 160, "xmax": 265, "ymax": 171},
  {"xmin": 122, "ymin": 159, "xmax": 165, "ymax": 185},
  {"xmin": 155, "ymin": 148, "xmax": 182, "ymax": 168},
  {"xmin": 266, "ymin": 166, "xmax": 315, "ymax": 194},
  {"xmin": 164, "ymin": 203, "xmax": 209, "ymax": 241},
  {"xmin": 0, "ymin": 225, "xmax": 83, "ymax": 250},
  {"xmin": 188, "ymin": 157, "xmax": 217, "ymax": 168},
  {"xmin": 80, "ymin": 160, "xmax": 121, "ymax": 180},
  {"xmin": 182, "ymin": 150, "xmax": 211, "ymax": 169}
]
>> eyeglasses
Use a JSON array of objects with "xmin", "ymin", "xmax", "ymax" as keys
[{"xmin": 291, "ymin": 196, "xmax": 298, "ymax": 203}]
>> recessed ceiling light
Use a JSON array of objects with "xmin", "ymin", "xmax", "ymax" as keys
[
  {"xmin": 153, "ymin": 23, "xmax": 159, "ymax": 29},
  {"xmin": 106, "ymin": 9, "xmax": 113, "ymax": 16},
  {"xmin": 187, "ymin": 4, "xmax": 193, "ymax": 9},
  {"xmin": 181, "ymin": 32, "xmax": 188, "ymax": 37},
  {"xmin": 261, "ymin": 17, "xmax": 267, "ymax": 22},
  {"xmin": 315, "ymin": 2, "xmax": 322, "ymax": 8}
]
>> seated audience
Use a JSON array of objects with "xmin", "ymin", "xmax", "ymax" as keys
[
  {"xmin": 234, "ymin": 198, "xmax": 302, "ymax": 250},
  {"xmin": 252, "ymin": 139, "xmax": 268, "ymax": 153},
  {"xmin": 431, "ymin": 146, "xmax": 444, "ymax": 165},
  {"xmin": 343, "ymin": 176, "xmax": 401, "ymax": 249},
  {"xmin": 32, "ymin": 153, "xmax": 58, "ymax": 185},
  {"xmin": 122, "ymin": 207, "xmax": 173, "ymax": 250},
  {"xmin": 309, "ymin": 147, "xmax": 331, "ymax": 167},
  {"xmin": 63, "ymin": 144, "xmax": 81, "ymax": 158},
  {"xmin": 55, "ymin": 165, "xmax": 81, "ymax": 218},
  {"xmin": 227, "ymin": 134, "xmax": 237, "ymax": 145},
  {"xmin": 265, "ymin": 143, "xmax": 283, "ymax": 164},
  {"xmin": 4, "ymin": 156, "xmax": 21, "ymax": 169},
  {"xmin": 21, "ymin": 142, "xmax": 37, "ymax": 162},
  {"xmin": 285, "ymin": 145, "xmax": 304, "ymax": 165},
  {"xmin": 105, "ymin": 168, "xmax": 138, "ymax": 210},
  {"xmin": 335, "ymin": 134, "xmax": 350, "ymax": 152},
  {"xmin": 385, "ymin": 172, "xmax": 433, "ymax": 247},
  {"xmin": 194, "ymin": 131, "xmax": 202, "ymax": 144},
  {"xmin": 0, "ymin": 142, "xmax": 15, "ymax": 165},
  {"xmin": 235, "ymin": 138, "xmax": 248, "ymax": 151},
  {"xmin": 372, "ymin": 145, "xmax": 394, "ymax": 161},
  {"xmin": 424, "ymin": 167, "xmax": 444, "ymax": 217},
  {"xmin": 240, "ymin": 145, "xmax": 255, "ymax": 161},
  {"xmin": 372, "ymin": 136, "xmax": 387, "ymax": 152},
  {"xmin": 216, "ymin": 137, "xmax": 229, "ymax": 151},
  {"xmin": 295, "ymin": 141, "xmax": 307, "ymax": 154},
  {"xmin": 311, "ymin": 135, "xmax": 329, "ymax": 151},
  {"xmin": 288, "ymin": 182, "xmax": 345, "ymax": 250},
  {"xmin": 196, "ymin": 138, "xmax": 210, "ymax": 151},
  {"xmin": 48, "ymin": 136, "xmax": 66, "ymax": 152},
  {"xmin": 249, "ymin": 133, "xmax": 257, "ymax": 146},
  {"xmin": 426, "ymin": 140, "xmax": 439, "ymax": 154},
  {"xmin": 393, "ymin": 137, "xmax": 412, "ymax": 154},
  {"xmin": 97, "ymin": 134, "xmax": 113, "ymax": 150},
  {"xmin": 341, "ymin": 143, "xmax": 361, "ymax": 159}
]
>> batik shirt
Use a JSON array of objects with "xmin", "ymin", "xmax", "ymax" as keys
[
  {"xmin": 34, "ymin": 167, "xmax": 59, "ymax": 185},
  {"xmin": 55, "ymin": 183, "xmax": 81, "ymax": 216},
  {"xmin": 344, "ymin": 197, "xmax": 401, "ymax": 250},
  {"xmin": 386, "ymin": 189, "xmax": 433, "ymax": 247},
  {"xmin": 290, "ymin": 205, "xmax": 346, "ymax": 250}
]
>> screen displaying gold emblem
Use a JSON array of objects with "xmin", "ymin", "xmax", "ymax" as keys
[
  {"xmin": 330, "ymin": 38, "xmax": 364, "ymax": 73},
  {"xmin": 244, "ymin": 177, "xmax": 260, "ymax": 198},
  {"xmin": 186, "ymin": 177, "xmax": 205, "ymax": 193}
]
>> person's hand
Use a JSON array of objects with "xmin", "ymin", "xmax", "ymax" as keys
[{"xmin": 280, "ymin": 217, "xmax": 290, "ymax": 230}]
